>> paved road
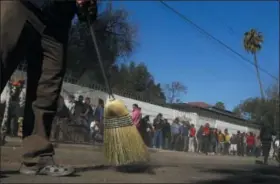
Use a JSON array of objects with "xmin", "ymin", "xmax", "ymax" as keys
[{"xmin": 1, "ymin": 139, "xmax": 279, "ymax": 183}]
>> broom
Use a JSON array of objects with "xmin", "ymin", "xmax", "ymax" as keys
[{"xmin": 87, "ymin": 17, "xmax": 150, "ymax": 167}]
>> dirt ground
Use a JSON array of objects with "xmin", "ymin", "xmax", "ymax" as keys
[{"xmin": 1, "ymin": 138, "xmax": 280, "ymax": 183}]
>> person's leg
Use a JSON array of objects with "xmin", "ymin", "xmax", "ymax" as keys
[
  {"xmin": 10, "ymin": 102, "xmax": 19, "ymax": 136},
  {"xmin": 190, "ymin": 137, "xmax": 194, "ymax": 152},
  {"xmin": 234, "ymin": 144, "xmax": 237, "ymax": 155},
  {"xmin": 153, "ymin": 130, "xmax": 158, "ymax": 148},
  {"xmin": 247, "ymin": 146, "xmax": 250, "ymax": 156},
  {"xmin": 0, "ymin": 0, "xmax": 43, "ymax": 144},
  {"xmin": 189, "ymin": 137, "xmax": 193, "ymax": 152},
  {"xmin": 220, "ymin": 143, "xmax": 223, "ymax": 154},
  {"xmin": 208, "ymin": 142, "xmax": 213, "ymax": 153},
  {"xmin": 237, "ymin": 143, "xmax": 240, "ymax": 156},
  {"xmin": 226, "ymin": 143, "xmax": 230, "ymax": 155},
  {"xmin": 217, "ymin": 143, "xmax": 220, "ymax": 154},
  {"xmin": 174, "ymin": 134, "xmax": 180, "ymax": 151},
  {"xmin": 22, "ymin": 47, "xmax": 42, "ymax": 138},
  {"xmin": 201, "ymin": 137, "xmax": 205, "ymax": 153},
  {"xmin": 203, "ymin": 137, "xmax": 208, "ymax": 154},
  {"xmin": 262, "ymin": 142, "xmax": 272, "ymax": 164},
  {"xmin": 170, "ymin": 134, "xmax": 174, "ymax": 150},
  {"xmin": 183, "ymin": 136, "xmax": 187, "ymax": 151},
  {"xmin": 186, "ymin": 136, "xmax": 189, "ymax": 152},
  {"xmin": 20, "ymin": 27, "xmax": 74, "ymax": 176},
  {"xmin": 149, "ymin": 133, "xmax": 153, "ymax": 148},
  {"xmin": 0, "ymin": 1, "xmax": 44, "ymax": 92},
  {"xmin": 164, "ymin": 137, "xmax": 167, "ymax": 149},
  {"xmin": 158, "ymin": 130, "xmax": 163, "ymax": 149},
  {"xmin": 197, "ymin": 138, "xmax": 201, "ymax": 152},
  {"xmin": 223, "ymin": 143, "xmax": 226, "ymax": 155}
]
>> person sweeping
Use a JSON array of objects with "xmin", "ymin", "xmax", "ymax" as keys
[{"xmin": 0, "ymin": 0, "xmax": 97, "ymax": 176}]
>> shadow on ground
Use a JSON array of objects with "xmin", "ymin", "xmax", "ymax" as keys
[
  {"xmin": 76, "ymin": 162, "xmax": 178, "ymax": 175},
  {"xmin": 0, "ymin": 163, "xmax": 177, "ymax": 178},
  {"xmin": 193, "ymin": 164, "xmax": 280, "ymax": 184}
]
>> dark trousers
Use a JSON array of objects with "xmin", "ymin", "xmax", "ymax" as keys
[
  {"xmin": 0, "ymin": 1, "xmax": 69, "ymax": 164},
  {"xmin": 237, "ymin": 143, "xmax": 244, "ymax": 156},
  {"xmin": 170, "ymin": 133, "xmax": 180, "ymax": 150},
  {"xmin": 262, "ymin": 141, "xmax": 272, "ymax": 164},
  {"xmin": 224, "ymin": 142, "xmax": 230, "ymax": 155},
  {"xmin": 247, "ymin": 145, "xmax": 254, "ymax": 156},
  {"xmin": 201, "ymin": 136, "xmax": 210, "ymax": 154},
  {"xmin": 153, "ymin": 130, "xmax": 163, "ymax": 148}
]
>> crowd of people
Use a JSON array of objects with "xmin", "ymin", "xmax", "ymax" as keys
[
  {"xmin": 0, "ymin": 81, "xmax": 279, "ymax": 165},
  {"xmin": 132, "ymin": 104, "xmax": 279, "ymax": 165},
  {"xmin": 0, "ymin": 80, "xmax": 105, "ymax": 144},
  {"xmin": 52, "ymin": 94, "xmax": 105, "ymax": 143}
]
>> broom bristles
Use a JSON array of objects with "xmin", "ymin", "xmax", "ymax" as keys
[
  {"xmin": 103, "ymin": 99, "xmax": 150, "ymax": 166},
  {"xmin": 104, "ymin": 123, "xmax": 149, "ymax": 166}
]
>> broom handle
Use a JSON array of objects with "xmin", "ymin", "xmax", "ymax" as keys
[{"xmin": 87, "ymin": 17, "xmax": 115, "ymax": 100}]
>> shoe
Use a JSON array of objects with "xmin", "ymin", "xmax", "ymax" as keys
[{"xmin": 19, "ymin": 157, "xmax": 75, "ymax": 177}]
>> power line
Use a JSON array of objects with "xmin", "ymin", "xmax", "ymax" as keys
[{"xmin": 159, "ymin": 1, "xmax": 278, "ymax": 81}]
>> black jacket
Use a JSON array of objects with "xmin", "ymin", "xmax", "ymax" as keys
[
  {"xmin": 162, "ymin": 123, "xmax": 171, "ymax": 138},
  {"xmin": 260, "ymin": 123, "xmax": 275, "ymax": 142}
]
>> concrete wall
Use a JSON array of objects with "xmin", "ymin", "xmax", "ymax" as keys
[
  {"xmin": 62, "ymin": 83, "xmax": 108, "ymax": 105},
  {"xmin": 216, "ymin": 120, "xmax": 248, "ymax": 135}
]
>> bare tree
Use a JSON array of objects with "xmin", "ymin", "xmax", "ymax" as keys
[{"xmin": 165, "ymin": 81, "xmax": 187, "ymax": 103}]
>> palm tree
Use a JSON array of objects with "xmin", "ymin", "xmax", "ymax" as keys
[{"xmin": 243, "ymin": 29, "xmax": 265, "ymax": 99}]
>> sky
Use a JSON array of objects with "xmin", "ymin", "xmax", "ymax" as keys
[{"xmin": 111, "ymin": 1, "xmax": 279, "ymax": 110}]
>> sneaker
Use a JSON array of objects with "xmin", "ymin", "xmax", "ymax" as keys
[
  {"xmin": 19, "ymin": 157, "xmax": 75, "ymax": 177},
  {"xmin": 19, "ymin": 163, "xmax": 75, "ymax": 177}
]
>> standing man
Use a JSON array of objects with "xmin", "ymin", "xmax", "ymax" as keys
[
  {"xmin": 217, "ymin": 130, "xmax": 225, "ymax": 154},
  {"xmin": 196, "ymin": 125, "xmax": 204, "ymax": 153},
  {"xmin": 93, "ymin": 98, "xmax": 104, "ymax": 134},
  {"xmin": 1, "ymin": 0, "xmax": 97, "ymax": 176},
  {"xmin": 224, "ymin": 129, "xmax": 231, "ymax": 155},
  {"xmin": 153, "ymin": 113, "xmax": 164, "ymax": 149},
  {"xmin": 83, "ymin": 97, "xmax": 93, "ymax": 126},
  {"xmin": 162, "ymin": 119, "xmax": 171, "ymax": 149},
  {"xmin": 170, "ymin": 118, "xmax": 181, "ymax": 150},
  {"xmin": 188, "ymin": 124, "xmax": 196, "ymax": 152},
  {"xmin": 65, "ymin": 94, "xmax": 76, "ymax": 116},
  {"xmin": 201, "ymin": 123, "xmax": 210, "ymax": 155},
  {"xmin": 237, "ymin": 131, "xmax": 243, "ymax": 156},
  {"xmin": 180, "ymin": 121, "xmax": 190, "ymax": 152}
]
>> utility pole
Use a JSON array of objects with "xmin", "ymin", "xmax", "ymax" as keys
[{"xmin": 275, "ymin": 79, "xmax": 280, "ymax": 135}]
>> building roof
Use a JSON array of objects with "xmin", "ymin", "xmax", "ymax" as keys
[
  {"xmin": 168, "ymin": 103, "xmax": 260, "ymax": 129},
  {"xmin": 187, "ymin": 102, "xmax": 211, "ymax": 108}
]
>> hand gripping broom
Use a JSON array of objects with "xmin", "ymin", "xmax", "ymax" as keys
[{"xmin": 87, "ymin": 17, "xmax": 150, "ymax": 167}]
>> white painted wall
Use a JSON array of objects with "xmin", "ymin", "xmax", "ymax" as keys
[
  {"xmin": 216, "ymin": 120, "xmax": 248, "ymax": 135},
  {"xmin": 198, "ymin": 116, "xmax": 216, "ymax": 128},
  {"xmin": 62, "ymin": 83, "xmax": 109, "ymax": 105}
]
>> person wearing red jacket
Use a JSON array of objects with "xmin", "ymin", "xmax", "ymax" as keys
[
  {"xmin": 246, "ymin": 132, "xmax": 255, "ymax": 156},
  {"xmin": 201, "ymin": 123, "xmax": 211, "ymax": 155},
  {"xmin": 189, "ymin": 124, "xmax": 196, "ymax": 152}
]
